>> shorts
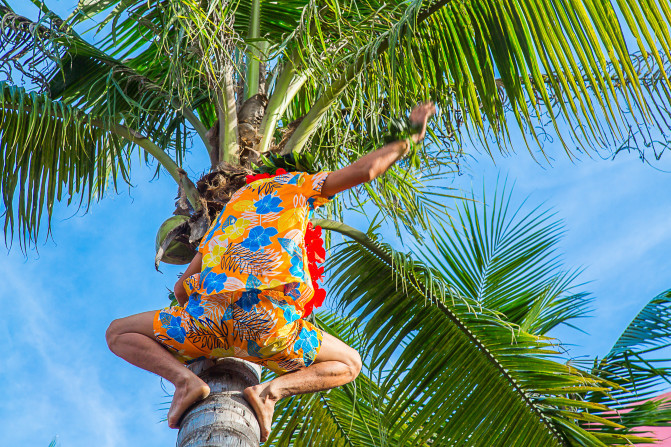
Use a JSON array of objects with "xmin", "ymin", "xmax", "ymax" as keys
[{"xmin": 153, "ymin": 288, "xmax": 323, "ymax": 375}]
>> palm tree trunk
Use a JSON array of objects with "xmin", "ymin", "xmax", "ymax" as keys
[{"xmin": 177, "ymin": 358, "xmax": 261, "ymax": 447}]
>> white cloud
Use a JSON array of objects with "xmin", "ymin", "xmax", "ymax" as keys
[
  {"xmin": 2, "ymin": 260, "xmax": 124, "ymax": 446},
  {"xmin": 1, "ymin": 256, "xmax": 176, "ymax": 447}
]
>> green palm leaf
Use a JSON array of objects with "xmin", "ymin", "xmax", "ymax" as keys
[
  {"xmin": 319, "ymin": 219, "xmax": 622, "ymax": 446},
  {"xmin": 311, "ymin": 189, "xmax": 669, "ymax": 445},
  {"xmin": 0, "ymin": 82, "xmax": 199, "ymax": 247},
  {"xmin": 418, "ymin": 186, "xmax": 592, "ymax": 335},
  {"xmin": 0, "ymin": 82, "xmax": 126, "ymax": 247},
  {"xmin": 273, "ymin": 205, "xmax": 669, "ymax": 446},
  {"xmin": 69, "ymin": 0, "xmax": 309, "ymax": 46},
  {"xmin": 565, "ymin": 291, "xmax": 671, "ymax": 441},
  {"xmin": 587, "ymin": 290, "xmax": 671, "ymax": 406},
  {"xmin": 280, "ymin": 0, "xmax": 671, "ymax": 158},
  {"xmin": 48, "ymin": 53, "xmax": 195, "ymax": 161},
  {"xmin": 8, "ymin": 0, "xmax": 671, "ymax": 249},
  {"xmin": 1, "ymin": 3, "xmax": 200, "ymax": 159}
]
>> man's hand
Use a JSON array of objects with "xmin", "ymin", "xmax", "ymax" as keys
[
  {"xmin": 320, "ymin": 102, "xmax": 436, "ymax": 197},
  {"xmin": 409, "ymin": 102, "xmax": 436, "ymax": 144},
  {"xmin": 174, "ymin": 252, "xmax": 202, "ymax": 306}
]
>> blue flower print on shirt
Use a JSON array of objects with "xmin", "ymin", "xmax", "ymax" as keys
[
  {"xmin": 289, "ymin": 254, "xmax": 304, "ymax": 279},
  {"xmin": 254, "ymin": 192, "xmax": 283, "ymax": 214},
  {"xmin": 246, "ymin": 275, "xmax": 262, "ymax": 290},
  {"xmin": 247, "ymin": 339, "xmax": 262, "ymax": 358},
  {"xmin": 221, "ymin": 304, "xmax": 234, "ymax": 322},
  {"xmin": 185, "ymin": 295, "xmax": 205, "ymax": 319},
  {"xmin": 294, "ymin": 328, "xmax": 320, "ymax": 365},
  {"xmin": 282, "ymin": 303, "xmax": 300, "ymax": 324},
  {"xmin": 241, "ymin": 226, "xmax": 278, "ymax": 252},
  {"xmin": 238, "ymin": 289, "xmax": 261, "ymax": 312},
  {"xmin": 160, "ymin": 313, "xmax": 186, "ymax": 344},
  {"xmin": 201, "ymin": 269, "xmax": 228, "ymax": 294}
]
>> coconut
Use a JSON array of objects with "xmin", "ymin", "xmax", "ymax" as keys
[{"xmin": 155, "ymin": 215, "xmax": 196, "ymax": 265}]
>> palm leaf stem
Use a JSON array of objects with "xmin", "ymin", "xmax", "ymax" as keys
[
  {"xmin": 312, "ymin": 217, "xmax": 566, "ymax": 444},
  {"xmin": 320, "ymin": 394, "xmax": 356, "ymax": 447},
  {"xmin": 179, "ymin": 104, "xmax": 215, "ymax": 159},
  {"xmin": 258, "ymin": 58, "xmax": 309, "ymax": 154},
  {"xmin": 217, "ymin": 66, "xmax": 239, "ymax": 165},
  {"xmin": 0, "ymin": 90, "xmax": 202, "ymax": 210},
  {"xmin": 110, "ymin": 125, "xmax": 200, "ymax": 210},
  {"xmin": 244, "ymin": 0, "xmax": 262, "ymax": 100}
]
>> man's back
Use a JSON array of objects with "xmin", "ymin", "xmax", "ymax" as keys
[{"xmin": 195, "ymin": 171, "xmax": 331, "ymax": 304}]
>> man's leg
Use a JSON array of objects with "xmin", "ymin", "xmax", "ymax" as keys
[
  {"xmin": 243, "ymin": 333, "xmax": 362, "ymax": 441},
  {"xmin": 106, "ymin": 311, "xmax": 210, "ymax": 428}
]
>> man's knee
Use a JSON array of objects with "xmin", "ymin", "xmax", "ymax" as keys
[
  {"xmin": 106, "ymin": 319, "xmax": 122, "ymax": 350},
  {"xmin": 106, "ymin": 311, "xmax": 157, "ymax": 350},
  {"xmin": 346, "ymin": 348, "xmax": 362, "ymax": 381}
]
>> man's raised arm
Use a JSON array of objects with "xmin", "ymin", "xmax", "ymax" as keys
[{"xmin": 321, "ymin": 102, "xmax": 435, "ymax": 197}]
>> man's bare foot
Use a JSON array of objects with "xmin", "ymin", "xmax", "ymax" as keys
[
  {"xmin": 243, "ymin": 384, "xmax": 277, "ymax": 442},
  {"xmin": 167, "ymin": 375, "xmax": 211, "ymax": 429}
]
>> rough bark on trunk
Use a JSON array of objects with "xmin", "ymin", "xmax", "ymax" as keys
[{"xmin": 177, "ymin": 358, "xmax": 262, "ymax": 447}]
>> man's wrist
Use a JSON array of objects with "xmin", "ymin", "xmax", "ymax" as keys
[
  {"xmin": 392, "ymin": 139, "xmax": 410, "ymax": 157},
  {"xmin": 402, "ymin": 138, "xmax": 412, "ymax": 156}
]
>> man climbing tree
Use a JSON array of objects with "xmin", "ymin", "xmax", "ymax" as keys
[{"xmin": 105, "ymin": 102, "xmax": 436, "ymax": 441}]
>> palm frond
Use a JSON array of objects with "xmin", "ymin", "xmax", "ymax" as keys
[
  {"xmin": 342, "ymin": 164, "xmax": 461, "ymax": 242},
  {"xmin": 610, "ymin": 291, "xmax": 671, "ymax": 358},
  {"xmin": 0, "ymin": 82, "xmax": 200, "ymax": 248},
  {"xmin": 557, "ymin": 291, "xmax": 671, "ymax": 441},
  {"xmin": 1, "ymin": 4, "xmax": 78, "ymax": 90},
  {"xmin": 417, "ymin": 186, "xmax": 592, "ymax": 335},
  {"xmin": 69, "ymin": 0, "xmax": 308, "ymax": 47},
  {"xmin": 65, "ymin": 0, "xmax": 306, "ymax": 114},
  {"xmin": 279, "ymin": 0, "xmax": 671, "ymax": 159},
  {"xmin": 320, "ymin": 218, "xmax": 633, "ymax": 446},
  {"xmin": 1, "ymin": 4, "xmax": 198, "ymax": 162},
  {"xmin": 584, "ymin": 290, "xmax": 671, "ymax": 407},
  {"xmin": 0, "ymin": 82, "xmax": 126, "ymax": 248}
]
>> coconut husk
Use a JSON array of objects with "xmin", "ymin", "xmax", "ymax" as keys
[{"xmin": 195, "ymin": 162, "xmax": 253, "ymax": 225}]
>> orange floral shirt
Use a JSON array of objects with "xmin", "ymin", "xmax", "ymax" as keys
[{"xmin": 194, "ymin": 171, "xmax": 332, "ymax": 305}]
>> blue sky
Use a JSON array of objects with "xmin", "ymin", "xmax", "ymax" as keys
[{"xmin": 3, "ymin": 2, "xmax": 671, "ymax": 446}]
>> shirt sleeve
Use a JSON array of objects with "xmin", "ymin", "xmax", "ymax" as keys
[{"xmin": 298, "ymin": 171, "xmax": 333, "ymax": 209}]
